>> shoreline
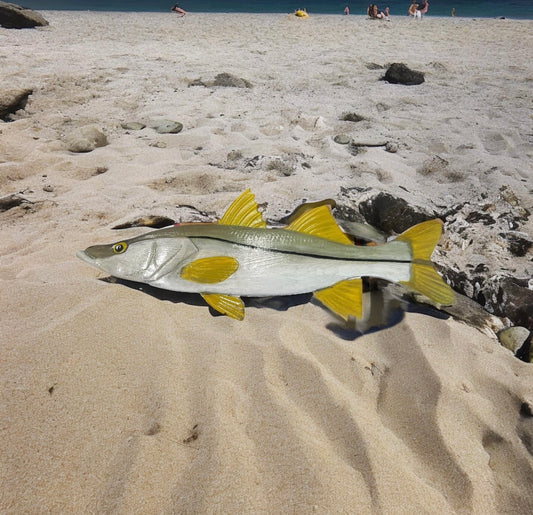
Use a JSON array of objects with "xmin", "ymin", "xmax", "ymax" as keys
[{"xmin": 35, "ymin": 10, "xmax": 533, "ymax": 20}]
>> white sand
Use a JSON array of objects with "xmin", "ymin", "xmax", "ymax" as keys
[{"xmin": 1, "ymin": 12, "xmax": 533, "ymax": 513}]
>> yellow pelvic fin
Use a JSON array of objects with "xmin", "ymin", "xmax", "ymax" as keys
[
  {"xmin": 181, "ymin": 256, "xmax": 239, "ymax": 284},
  {"xmin": 201, "ymin": 293, "xmax": 245, "ymax": 320},
  {"xmin": 287, "ymin": 205, "xmax": 352, "ymax": 245},
  {"xmin": 219, "ymin": 189, "xmax": 267, "ymax": 228},
  {"xmin": 314, "ymin": 278, "xmax": 363, "ymax": 320},
  {"xmin": 395, "ymin": 219, "xmax": 444, "ymax": 261},
  {"xmin": 401, "ymin": 263, "xmax": 455, "ymax": 306}
]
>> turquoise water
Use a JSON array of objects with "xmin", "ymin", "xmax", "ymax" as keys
[{"xmin": 23, "ymin": 0, "xmax": 533, "ymax": 19}]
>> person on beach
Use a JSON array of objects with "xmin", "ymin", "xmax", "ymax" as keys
[
  {"xmin": 409, "ymin": 0, "xmax": 421, "ymax": 18},
  {"xmin": 418, "ymin": 0, "xmax": 429, "ymax": 16},
  {"xmin": 171, "ymin": 3, "xmax": 186, "ymax": 16},
  {"xmin": 344, "ymin": 5, "xmax": 350, "ymax": 15}
]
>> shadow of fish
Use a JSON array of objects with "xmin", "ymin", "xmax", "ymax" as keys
[{"xmin": 77, "ymin": 189, "xmax": 454, "ymax": 321}]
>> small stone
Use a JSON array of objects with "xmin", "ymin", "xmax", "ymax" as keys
[
  {"xmin": 121, "ymin": 122, "xmax": 146, "ymax": 131},
  {"xmin": 385, "ymin": 141, "xmax": 398, "ymax": 153},
  {"xmin": 65, "ymin": 126, "xmax": 108, "ymax": 153},
  {"xmin": 334, "ymin": 134, "xmax": 351, "ymax": 145},
  {"xmin": 498, "ymin": 326, "xmax": 530, "ymax": 353},
  {"xmin": 151, "ymin": 120, "xmax": 183, "ymax": 134},
  {"xmin": 150, "ymin": 141, "xmax": 167, "ymax": 148},
  {"xmin": 43, "ymin": 184, "xmax": 54, "ymax": 192}
]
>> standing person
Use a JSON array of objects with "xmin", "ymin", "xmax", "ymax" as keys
[
  {"xmin": 344, "ymin": 5, "xmax": 350, "ymax": 15},
  {"xmin": 384, "ymin": 6, "xmax": 390, "ymax": 20},
  {"xmin": 419, "ymin": 0, "xmax": 428, "ymax": 16},
  {"xmin": 408, "ymin": 0, "xmax": 421, "ymax": 19},
  {"xmin": 171, "ymin": 4, "xmax": 187, "ymax": 16}
]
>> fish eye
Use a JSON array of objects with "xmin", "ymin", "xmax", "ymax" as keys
[{"xmin": 113, "ymin": 242, "xmax": 128, "ymax": 254}]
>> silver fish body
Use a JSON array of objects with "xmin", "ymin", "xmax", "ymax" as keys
[{"xmin": 77, "ymin": 190, "xmax": 453, "ymax": 320}]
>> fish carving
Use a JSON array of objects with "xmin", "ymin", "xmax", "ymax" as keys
[{"xmin": 77, "ymin": 190, "xmax": 454, "ymax": 320}]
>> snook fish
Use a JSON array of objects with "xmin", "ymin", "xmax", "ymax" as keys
[{"xmin": 77, "ymin": 190, "xmax": 454, "ymax": 320}]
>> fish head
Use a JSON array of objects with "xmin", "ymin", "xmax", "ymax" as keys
[{"xmin": 77, "ymin": 232, "xmax": 197, "ymax": 283}]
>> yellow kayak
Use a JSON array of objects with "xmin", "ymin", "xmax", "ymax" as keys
[{"xmin": 295, "ymin": 10, "xmax": 309, "ymax": 17}]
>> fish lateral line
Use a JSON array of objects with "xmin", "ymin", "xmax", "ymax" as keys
[{"xmin": 188, "ymin": 234, "xmax": 413, "ymax": 263}]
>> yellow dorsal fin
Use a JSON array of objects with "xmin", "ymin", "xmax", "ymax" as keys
[
  {"xmin": 219, "ymin": 189, "xmax": 266, "ymax": 228},
  {"xmin": 395, "ymin": 219, "xmax": 444, "ymax": 261},
  {"xmin": 201, "ymin": 293, "xmax": 245, "ymax": 320},
  {"xmin": 314, "ymin": 278, "xmax": 363, "ymax": 320},
  {"xmin": 401, "ymin": 263, "xmax": 455, "ymax": 306},
  {"xmin": 181, "ymin": 257, "xmax": 239, "ymax": 284},
  {"xmin": 286, "ymin": 205, "xmax": 352, "ymax": 245}
]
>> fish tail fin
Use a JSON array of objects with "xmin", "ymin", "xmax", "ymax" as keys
[{"xmin": 396, "ymin": 219, "xmax": 455, "ymax": 306}]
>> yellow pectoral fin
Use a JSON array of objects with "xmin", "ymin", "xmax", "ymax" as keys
[
  {"xmin": 181, "ymin": 256, "xmax": 239, "ymax": 284},
  {"xmin": 401, "ymin": 262, "xmax": 455, "ymax": 306},
  {"xmin": 219, "ymin": 189, "xmax": 267, "ymax": 228},
  {"xmin": 287, "ymin": 205, "xmax": 353, "ymax": 245},
  {"xmin": 202, "ymin": 293, "xmax": 245, "ymax": 320},
  {"xmin": 314, "ymin": 278, "xmax": 363, "ymax": 320}
]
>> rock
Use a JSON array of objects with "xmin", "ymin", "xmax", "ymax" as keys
[
  {"xmin": 112, "ymin": 216, "xmax": 175, "ymax": 230},
  {"xmin": 385, "ymin": 141, "xmax": 398, "ymax": 153},
  {"xmin": 382, "ymin": 63, "xmax": 425, "ymax": 86},
  {"xmin": 65, "ymin": 126, "xmax": 108, "ymax": 153},
  {"xmin": 0, "ymin": 1, "xmax": 48, "ymax": 28},
  {"xmin": 121, "ymin": 122, "xmax": 146, "ymax": 131},
  {"xmin": 443, "ymin": 270, "xmax": 533, "ymax": 329},
  {"xmin": 151, "ymin": 120, "xmax": 183, "ymax": 134},
  {"xmin": 358, "ymin": 192, "xmax": 433, "ymax": 234},
  {"xmin": 500, "ymin": 232, "xmax": 532, "ymax": 257},
  {"xmin": 341, "ymin": 112, "xmax": 365, "ymax": 122},
  {"xmin": 334, "ymin": 134, "xmax": 351, "ymax": 145},
  {"xmin": 0, "ymin": 88, "xmax": 32, "ymax": 120},
  {"xmin": 0, "ymin": 193, "xmax": 30, "ymax": 211},
  {"xmin": 498, "ymin": 326, "xmax": 531, "ymax": 353},
  {"xmin": 212, "ymin": 73, "xmax": 253, "ymax": 88}
]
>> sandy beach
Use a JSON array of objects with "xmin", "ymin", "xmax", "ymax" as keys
[{"xmin": 1, "ymin": 11, "xmax": 533, "ymax": 513}]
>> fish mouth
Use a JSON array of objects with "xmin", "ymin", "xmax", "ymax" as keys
[{"xmin": 76, "ymin": 250, "xmax": 94, "ymax": 265}]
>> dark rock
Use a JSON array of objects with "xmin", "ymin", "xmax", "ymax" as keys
[
  {"xmin": 0, "ymin": 88, "xmax": 32, "ymax": 120},
  {"xmin": 0, "ymin": 193, "xmax": 30, "ymax": 211},
  {"xmin": 358, "ymin": 192, "xmax": 433, "ymax": 234},
  {"xmin": 500, "ymin": 232, "xmax": 532, "ymax": 257},
  {"xmin": 0, "ymin": 2, "xmax": 48, "ymax": 28},
  {"xmin": 341, "ymin": 112, "xmax": 365, "ymax": 122},
  {"xmin": 465, "ymin": 211, "xmax": 496, "ymax": 225},
  {"xmin": 213, "ymin": 73, "xmax": 253, "ymax": 88},
  {"xmin": 112, "ymin": 216, "xmax": 175, "ymax": 230},
  {"xmin": 443, "ymin": 268, "xmax": 533, "ymax": 329},
  {"xmin": 382, "ymin": 63, "xmax": 425, "ymax": 86}
]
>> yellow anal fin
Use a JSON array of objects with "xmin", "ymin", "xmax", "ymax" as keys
[
  {"xmin": 287, "ymin": 205, "xmax": 352, "ymax": 245},
  {"xmin": 219, "ymin": 189, "xmax": 266, "ymax": 228},
  {"xmin": 395, "ymin": 219, "xmax": 444, "ymax": 261},
  {"xmin": 202, "ymin": 293, "xmax": 245, "ymax": 320},
  {"xmin": 401, "ymin": 262, "xmax": 455, "ymax": 306},
  {"xmin": 181, "ymin": 256, "xmax": 238, "ymax": 284},
  {"xmin": 314, "ymin": 278, "xmax": 363, "ymax": 320}
]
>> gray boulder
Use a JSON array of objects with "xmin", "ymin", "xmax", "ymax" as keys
[{"xmin": 0, "ymin": 2, "xmax": 49, "ymax": 28}]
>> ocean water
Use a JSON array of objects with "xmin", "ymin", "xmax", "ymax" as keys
[{"xmin": 22, "ymin": 0, "xmax": 533, "ymax": 19}]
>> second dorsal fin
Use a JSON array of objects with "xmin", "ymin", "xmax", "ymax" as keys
[
  {"xmin": 286, "ymin": 205, "xmax": 352, "ymax": 245},
  {"xmin": 219, "ymin": 189, "xmax": 266, "ymax": 228}
]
